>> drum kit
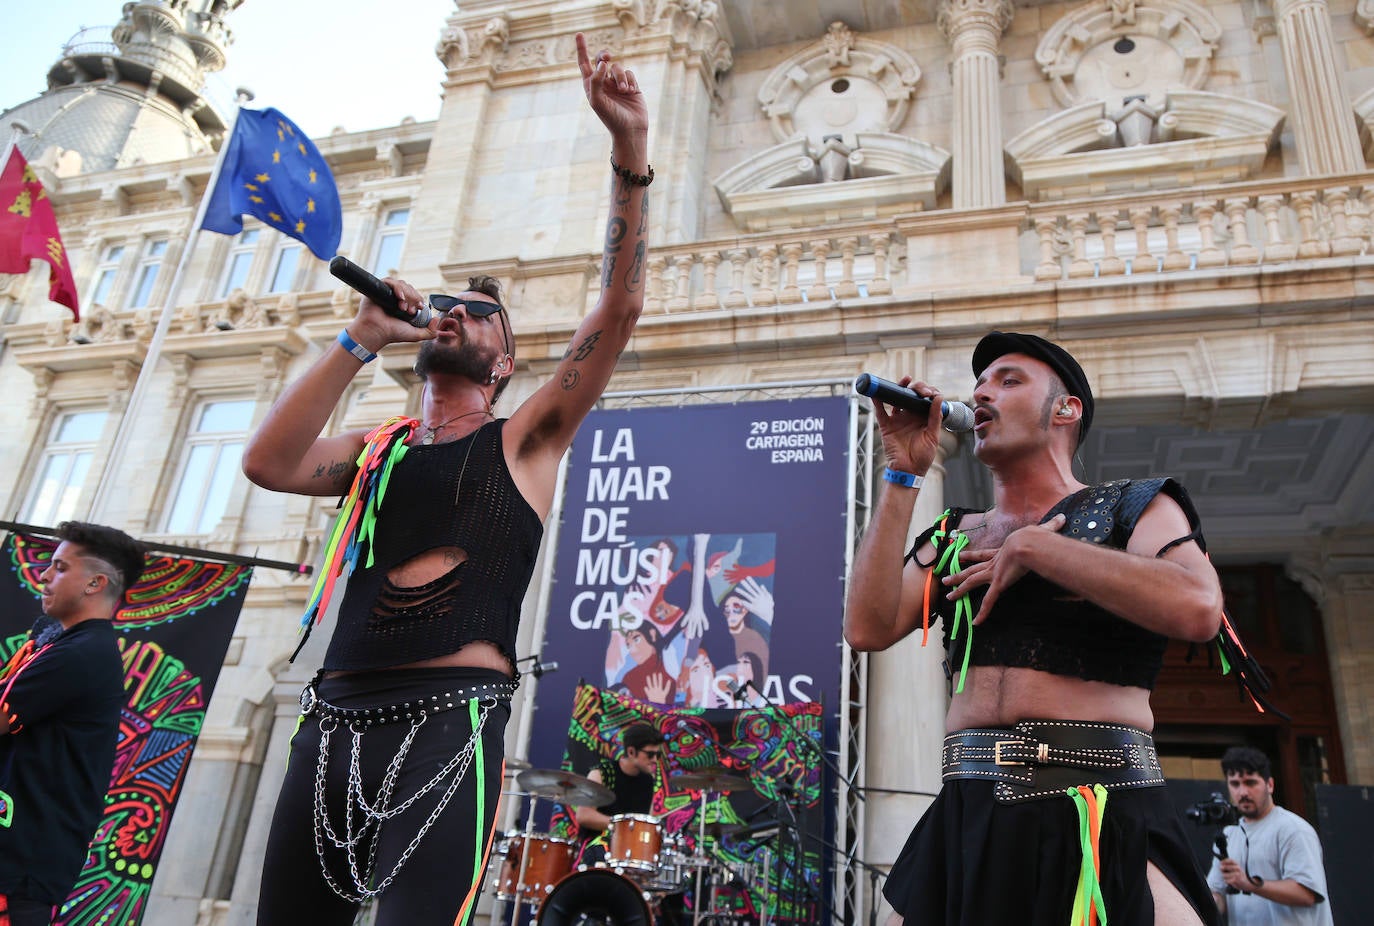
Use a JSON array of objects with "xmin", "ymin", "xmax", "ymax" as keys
[{"xmin": 492, "ymin": 763, "xmax": 767, "ymax": 926}]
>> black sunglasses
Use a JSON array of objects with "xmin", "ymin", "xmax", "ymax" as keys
[{"xmin": 429, "ymin": 294, "xmax": 504, "ymax": 318}]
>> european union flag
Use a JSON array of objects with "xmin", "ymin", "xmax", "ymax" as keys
[{"xmin": 201, "ymin": 107, "xmax": 341, "ymax": 260}]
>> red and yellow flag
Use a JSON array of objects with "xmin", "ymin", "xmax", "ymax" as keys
[{"xmin": 0, "ymin": 148, "xmax": 79, "ymax": 319}]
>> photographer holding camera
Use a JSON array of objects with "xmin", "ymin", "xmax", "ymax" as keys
[{"xmin": 1207, "ymin": 747, "xmax": 1332, "ymax": 925}]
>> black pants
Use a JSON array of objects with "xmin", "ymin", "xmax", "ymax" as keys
[{"xmin": 257, "ymin": 667, "xmax": 509, "ymax": 926}]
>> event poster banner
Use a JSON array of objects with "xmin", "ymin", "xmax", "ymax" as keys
[
  {"xmin": 531, "ymin": 394, "xmax": 850, "ymax": 773},
  {"xmin": 0, "ymin": 532, "xmax": 252, "ymax": 926}
]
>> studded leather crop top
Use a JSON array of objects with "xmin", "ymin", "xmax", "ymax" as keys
[
  {"xmin": 324, "ymin": 419, "xmax": 544, "ymax": 673},
  {"xmin": 906, "ymin": 478, "xmax": 1204, "ymax": 691}
]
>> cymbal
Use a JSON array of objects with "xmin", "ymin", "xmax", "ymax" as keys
[
  {"xmin": 504, "ymin": 756, "xmax": 532, "ymax": 771},
  {"xmin": 516, "ymin": 768, "xmax": 615, "ymax": 806},
  {"xmin": 669, "ymin": 768, "xmax": 752, "ymax": 793}
]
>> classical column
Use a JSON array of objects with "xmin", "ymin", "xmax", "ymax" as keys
[
  {"xmin": 1272, "ymin": 0, "xmax": 1363, "ymax": 175},
  {"xmin": 404, "ymin": 14, "xmax": 510, "ymax": 272},
  {"xmin": 937, "ymin": 0, "xmax": 1014, "ymax": 209},
  {"xmin": 862, "ymin": 429, "xmax": 957, "ymax": 919},
  {"xmin": 614, "ymin": 1, "xmax": 734, "ymax": 243}
]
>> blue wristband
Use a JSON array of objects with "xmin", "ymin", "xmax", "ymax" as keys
[
  {"xmin": 883, "ymin": 467, "xmax": 924, "ymax": 488},
  {"xmin": 337, "ymin": 329, "xmax": 377, "ymax": 363}
]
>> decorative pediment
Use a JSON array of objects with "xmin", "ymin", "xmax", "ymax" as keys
[
  {"xmin": 1006, "ymin": 90, "xmax": 1283, "ymax": 200},
  {"xmin": 1035, "ymin": 0, "xmax": 1223, "ymax": 109},
  {"xmin": 756, "ymin": 22, "xmax": 921, "ymax": 145},
  {"xmin": 714, "ymin": 133, "xmax": 949, "ymax": 232}
]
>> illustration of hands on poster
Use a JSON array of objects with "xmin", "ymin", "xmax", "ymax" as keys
[{"xmin": 603, "ymin": 531, "xmax": 775, "ymax": 709}]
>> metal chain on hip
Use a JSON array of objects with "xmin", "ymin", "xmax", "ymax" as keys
[{"xmin": 310, "ymin": 698, "xmax": 494, "ymax": 902}]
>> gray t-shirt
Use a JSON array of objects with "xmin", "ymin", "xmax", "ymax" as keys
[{"xmin": 1207, "ymin": 805, "xmax": 1333, "ymax": 926}]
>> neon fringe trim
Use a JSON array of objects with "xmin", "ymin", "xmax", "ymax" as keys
[
  {"xmin": 298, "ymin": 416, "xmax": 418, "ymax": 639},
  {"xmin": 1068, "ymin": 783, "xmax": 1109, "ymax": 926},
  {"xmin": 454, "ymin": 698, "xmax": 491, "ymax": 926}
]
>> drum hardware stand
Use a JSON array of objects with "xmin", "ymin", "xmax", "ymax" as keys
[
  {"xmin": 506, "ymin": 792, "xmax": 542, "ymax": 925},
  {"xmin": 690, "ymin": 788, "xmax": 715, "ymax": 926}
]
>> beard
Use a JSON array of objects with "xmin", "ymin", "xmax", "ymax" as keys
[{"xmin": 415, "ymin": 334, "xmax": 496, "ymax": 383}]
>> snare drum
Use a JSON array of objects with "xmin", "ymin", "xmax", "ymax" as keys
[
  {"xmin": 492, "ymin": 833, "xmax": 578, "ymax": 902},
  {"xmin": 606, "ymin": 813, "xmax": 663, "ymax": 874}
]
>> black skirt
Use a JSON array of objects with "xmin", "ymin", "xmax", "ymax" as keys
[{"xmin": 882, "ymin": 780, "xmax": 1217, "ymax": 926}]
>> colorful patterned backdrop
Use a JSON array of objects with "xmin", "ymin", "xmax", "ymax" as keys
[
  {"xmin": 0, "ymin": 532, "xmax": 251, "ymax": 926},
  {"xmin": 548, "ymin": 683, "xmax": 826, "ymax": 922}
]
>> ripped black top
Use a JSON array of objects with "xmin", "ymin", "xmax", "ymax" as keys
[
  {"xmin": 325, "ymin": 419, "xmax": 543, "ymax": 672},
  {"xmin": 907, "ymin": 478, "xmax": 1204, "ymax": 691}
]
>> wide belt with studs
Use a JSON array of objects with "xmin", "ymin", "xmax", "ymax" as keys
[{"xmin": 941, "ymin": 720, "xmax": 1164, "ymax": 803}]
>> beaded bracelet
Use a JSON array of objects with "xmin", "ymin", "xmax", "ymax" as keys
[{"xmin": 610, "ymin": 156, "xmax": 654, "ymax": 187}]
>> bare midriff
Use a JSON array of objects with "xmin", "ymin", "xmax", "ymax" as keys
[
  {"xmin": 323, "ymin": 545, "xmax": 515, "ymax": 679},
  {"xmin": 945, "ymin": 663, "xmax": 1154, "ymax": 732}
]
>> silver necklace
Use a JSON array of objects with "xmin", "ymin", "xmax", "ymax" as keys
[{"xmin": 418, "ymin": 408, "xmax": 491, "ymax": 445}]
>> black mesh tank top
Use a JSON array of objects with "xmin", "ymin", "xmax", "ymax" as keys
[{"xmin": 324, "ymin": 419, "xmax": 543, "ymax": 672}]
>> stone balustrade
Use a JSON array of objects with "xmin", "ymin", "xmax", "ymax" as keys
[
  {"xmin": 1025, "ymin": 174, "xmax": 1373, "ymax": 282},
  {"xmin": 634, "ymin": 225, "xmax": 899, "ymax": 315}
]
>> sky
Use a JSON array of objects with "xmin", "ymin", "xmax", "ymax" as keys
[{"xmin": 0, "ymin": 0, "xmax": 459, "ymax": 138}]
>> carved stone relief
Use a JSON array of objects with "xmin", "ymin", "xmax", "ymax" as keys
[
  {"xmin": 757, "ymin": 22, "xmax": 921, "ymax": 146},
  {"xmin": 1035, "ymin": 0, "xmax": 1223, "ymax": 110}
]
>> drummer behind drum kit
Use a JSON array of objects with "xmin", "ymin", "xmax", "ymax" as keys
[{"xmin": 491, "ymin": 764, "xmax": 767, "ymax": 925}]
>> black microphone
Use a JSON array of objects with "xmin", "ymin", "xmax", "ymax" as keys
[
  {"xmin": 329, "ymin": 255, "xmax": 434, "ymax": 327},
  {"xmin": 724, "ymin": 679, "xmax": 749, "ymax": 703},
  {"xmin": 854, "ymin": 373, "xmax": 975, "ymax": 432}
]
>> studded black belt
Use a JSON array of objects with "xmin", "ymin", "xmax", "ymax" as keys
[
  {"xmin": 942, "ymin": 720, "xmax": 1164, "ymax": 803},
  {"xmin": 299, "ymin": 679, "xmax": 518, "ymax": 729}
]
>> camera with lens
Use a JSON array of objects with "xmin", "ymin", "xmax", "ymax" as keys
[{"xmin": 1185, "ymin": 792, "xmax": 1240, "ymax": 827}]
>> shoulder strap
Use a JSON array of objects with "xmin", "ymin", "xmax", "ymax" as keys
[{"xmin": 905, "ymin": 507, "xmax": 978, "ymax": 567}]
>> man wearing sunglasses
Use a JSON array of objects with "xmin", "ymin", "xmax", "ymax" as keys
[{"xmin": 243, "ymin": 33, "xmax": 651, "ymax": 926}]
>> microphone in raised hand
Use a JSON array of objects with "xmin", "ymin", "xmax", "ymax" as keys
[
  {"xmin": 854, "ymin": 373, "xmax": 974, "ymax": 433},
  {"xmin": 329, "ymin": 256, "xmax": 435, "ymax": 327}
]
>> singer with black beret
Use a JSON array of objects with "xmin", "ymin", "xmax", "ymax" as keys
[
  {"xmin": 242, "ymin": 34, "xmax": 652, "ymax": 926},
  {"xmin": 846, "ymin": 331, "xmax": 1223, "ymax": 926}
]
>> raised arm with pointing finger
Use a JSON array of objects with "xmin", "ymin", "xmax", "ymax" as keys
[{"xmin": 244, "ymin": 35, "xmax": 652, "ymax": 926}]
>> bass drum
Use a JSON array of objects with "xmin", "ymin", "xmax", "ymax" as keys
[{"xmin": 536, "ymin": 868, "xmax": 654, "ymax": 926}]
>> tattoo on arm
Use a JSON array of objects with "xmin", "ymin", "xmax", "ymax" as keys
[
  {"xmin": 311, "ymin": 460, "xmax": 352, "ymax": 481},
  {"xmin": 614, "ymin": 175, "xmax": 633, "ymax": 207},
  {"xmin": 605, "ymin": 217, "xmax": 627, "ymax": 254},
  {"xmin": 636, "ymin": 187, "xmax": 648, "ymax": 237},
  {"xmin": 602, "ymin": 255, "xmax": 617, "ymax": 290},
  {"xmin": 624, "ymin": 241, "xmax": 644, "ymax": 292},
  {"xmin": 561, "ymin": 368, "xmax": 582, "ymax": 391},
  {"xmin": 568, "ymin": 330, "xmax": 602, "ymax": 361}
]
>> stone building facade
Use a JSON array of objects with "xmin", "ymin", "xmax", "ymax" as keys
[{"xmin": 2, "ymin": 0, "xmax": 1372, "ymax": 922}]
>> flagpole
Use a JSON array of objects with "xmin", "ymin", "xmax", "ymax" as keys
[
  {"xmin": 1, "ymin": 123, "xmax": 24, "ymax": 176},
  {"xmin": 88, "ymin": 93, "xmax": 251, "ymax": 523}
]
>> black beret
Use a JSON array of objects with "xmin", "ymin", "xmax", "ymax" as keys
[{"xmin": 972, "ymin": 331, "xmax": 1094, "ymax": 446}]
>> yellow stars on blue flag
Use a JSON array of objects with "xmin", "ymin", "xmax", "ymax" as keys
[{"xmin": 201, "ymin": 107, "xmax": 342, "ymax": 260}]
